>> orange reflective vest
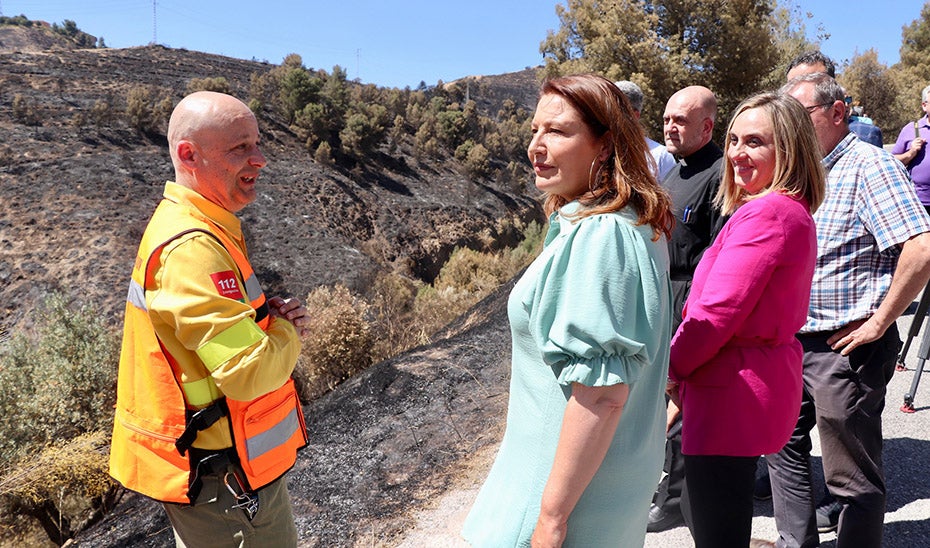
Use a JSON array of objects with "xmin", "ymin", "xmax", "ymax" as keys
[{"xmin": 110, "ymin": 197, "xmax": 307, "ymax": 504}]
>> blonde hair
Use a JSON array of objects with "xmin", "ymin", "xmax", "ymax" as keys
[
  {"xmin": 539, "ymin": 74, "xmax": 674, "ymax": 240},
  {"xmin": 717, "ymin": 92, "xmax": 825, "ymax": 215}
]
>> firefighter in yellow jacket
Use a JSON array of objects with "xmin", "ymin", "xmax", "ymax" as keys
[{"xmin": 110, "ymin": 91, "xmax": 310, "ymax": 547}]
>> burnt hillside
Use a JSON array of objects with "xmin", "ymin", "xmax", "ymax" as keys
[
  {"xmin": 0, "ymin": 41, "xmax": 545, "ymax": 331},
  {"xmin": 0, "ymin": 29, "xmax": 545, "ymax": 547}
]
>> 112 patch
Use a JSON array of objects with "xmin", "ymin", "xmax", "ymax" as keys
[{"xmin": 210, "ymin": 270, "xmax": 245, "ymax": 301}]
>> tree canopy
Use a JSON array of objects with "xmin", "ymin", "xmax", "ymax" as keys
[
  {"xmin": 837, "ymin": 50, "xmax": 900, "ymax": 137},
  {"xmin": 539, "ymin": 0, "xmax": 808, "ymax": 139}
]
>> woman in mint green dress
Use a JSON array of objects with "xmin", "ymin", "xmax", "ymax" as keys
[{"xmin": 461, "ymin": 74, "xmax": 675, "ymax": 547}]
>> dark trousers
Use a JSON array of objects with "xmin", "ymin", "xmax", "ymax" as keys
[
  {"xmin": 653, "ymin": 278, "xmax": 691, "ymax": 517},
  {"xmin": 767, "ymin": 325, "xmax": 899, "ymax": 548},
  {"xmin": 682, "ymin": 454, "xmax": 757, "ymax": 548},
  {"xmin": 653, "ymin": 414, "xmax": 686, "ymax": 514}
]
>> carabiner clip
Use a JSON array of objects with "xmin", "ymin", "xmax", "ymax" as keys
[{"xmin": 223, "ymin": 471, "xmax": 259, "ymax": 520}]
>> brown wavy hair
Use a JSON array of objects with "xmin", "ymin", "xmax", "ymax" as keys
[{"xmin": 538, "ymin": 74, "xmax": 674, "ymax": 241}]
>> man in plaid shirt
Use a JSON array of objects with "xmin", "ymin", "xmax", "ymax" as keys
[{"xmin": 766, "ymin": 73, "xmax": 930, "ymax": 548}]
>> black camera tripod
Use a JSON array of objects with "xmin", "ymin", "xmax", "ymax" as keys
[{"xmin": 896, "ymin": 287, "xmax": 930, "ymax": 413}]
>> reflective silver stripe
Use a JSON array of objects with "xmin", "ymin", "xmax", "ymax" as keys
[
  {"xmin": 245, "ymin": 408, "xmax": 299, "ymax": 460},
  {"xmin": 244, "ymin": 273, "xmax": 262, "ymax": 301},
  {"xmin": 127, "ymin": 280, "xmax": 147, "ymax": 311}
]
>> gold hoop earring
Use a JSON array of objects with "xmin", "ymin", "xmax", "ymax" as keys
[{"xmin": 588, "ymin": 157, "xmax": 599, "ymax": 192}]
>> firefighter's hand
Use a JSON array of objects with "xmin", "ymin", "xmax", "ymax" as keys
[{"xmin": 268, "ymin": 296, "xmax": 310, "ymax": 338}]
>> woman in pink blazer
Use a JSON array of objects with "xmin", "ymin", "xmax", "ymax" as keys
[{"xmin": 667, "ymin": 92, "xmax": 826, "ymax": 548}]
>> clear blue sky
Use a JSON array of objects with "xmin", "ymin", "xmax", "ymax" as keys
[{"xmin": 1, "ymin": 1, "xmax": 925, "ymax": 89}]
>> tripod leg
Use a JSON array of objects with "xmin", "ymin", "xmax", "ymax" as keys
[
  {"xmin": 902, "ymin": 317, "xmax": 930, "ymax": 413},
  {"xmin": 898, "ymin": 282, "xmax": 930, "ymax": 371}
]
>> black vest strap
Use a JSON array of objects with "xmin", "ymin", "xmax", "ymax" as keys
[{"xmin": 175, "ymin": 399, "xmax": 229, "ymax": 456}]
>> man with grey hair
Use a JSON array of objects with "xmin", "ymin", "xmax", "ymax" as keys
[
  {"xmin": 892, "ymin": 84, "xmax": 930, "ymax": 214},
  {"xmin": 614, "ymin": 80, "xmax": 676, "ymax": 180},
  {"xmin": 768, "ymin": 72, "xmax": 930, "ymax": 548}
]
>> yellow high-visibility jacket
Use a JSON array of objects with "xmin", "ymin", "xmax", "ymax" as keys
[{"xmin": 110, "ymin": 182, "xmax": 307, "ymax": 504}]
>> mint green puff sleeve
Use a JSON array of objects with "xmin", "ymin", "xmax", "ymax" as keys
[
  {"xmin": 462, "ymin": 204, "xmax": 670, "ymax": 547},
  {"xmin": 521, "ymin": 207, "xmax": 668, "ymax": 388}
]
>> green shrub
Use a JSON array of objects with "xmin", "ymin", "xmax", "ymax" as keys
[
  {"xmin": 293, "ymin": 102, "xmax": 329, "ymax": 147},
  {"xmin": 436, "ymin": 109, "xmax": 467, "ymax": 148},
  {"xmin": 340, "ymin": 104, "xmax": 389, "ymax": 157},
  {"xmin": 464, "ymin": 143, "xmax": 491, "ymax": 178},
  {"xmin": 366, "ymin": 271, "xmax": 424, "ymax": 363},
  {"xmin": 90, "ymin": 98, "xmax": 114, "ymax": 127},
  {"xmin": 280, "ymin": 67, "xmax": 322, "ymax": 123},
  {"xmin": 414, "ymin": 120, "xmax": 440, "ymax": 158},
  {"xmin": 0, "ymin": 293, "xmax": 118, "ymax": 466},
  {"xmin": 411, "ymin": 284, "xmax": 475, "ymax": 339},
  {"xmin": 363, "ymin": 219, "xmax": 544, "ymax": 362},
  {"xmin": 52, "ymin": 19, "xmax": 96, "ymax": 48},
  {"xmin": 154, "ymin": 95, "xmax": 175, "ymax": 132},
  {"xmin": 186, "ymin": 76, "xmax": 231, "ymax": 95},
  {"xmin": 388, "ymin": 115, "xmax": 406, "ymax": 153},
  {"xmin": 125, "ymin": 86, "xmax": 155, "ymax": 132},
  {"xmin": 314, "ymin": 140, "xmax": 334, "ymax": 165},
  {"xmin": 0, "ymin": 294, "xmax": 119, "ymax": 545},
  {"xmin": 434, "ymin": 247, "xmax": 512, "ymax": 295},
  {"xmin": 0, "ymin": 432, "xmax": 117, "ymax": 546},
  {"xmin": 0, "ymin": 15, "xmax": 35, "ymax": 27},
  {"xmin": 511, "ymin": 220, "xmax": 546, "ymax": 264},
  {"xmin": 454, "ymin": 139, "xmax": 475, "ymax": 162}
]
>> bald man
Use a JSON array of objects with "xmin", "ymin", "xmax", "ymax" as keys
[
  {"xmin": 648, "ymin": 85, "xmax": 727, "ymax": 533},
  {"xmin": 110, "ymin": 91, "xmax": 309, "ymax": 547}
]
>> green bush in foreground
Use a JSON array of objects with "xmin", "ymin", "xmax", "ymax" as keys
[{"xmin": 0, "ymin": 294, "xmax": 119, "ymax": 545}]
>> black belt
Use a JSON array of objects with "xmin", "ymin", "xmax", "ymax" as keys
[{"xmin": 796, "ymin": 330, "xmax": 837, "ymax": 339}]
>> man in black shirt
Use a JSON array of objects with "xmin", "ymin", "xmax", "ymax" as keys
[{"xmin": 648, "ymin": 85, "xmax": 726, "ymax": 533}]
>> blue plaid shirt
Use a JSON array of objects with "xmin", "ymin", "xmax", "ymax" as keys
[{"xmin": 803, "ymin": 133, "xmax": 930, "ymax": 333}]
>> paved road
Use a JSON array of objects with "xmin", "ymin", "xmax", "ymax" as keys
[
  {"xmin": 645, "ymin": 308, "xmax": 930, "ymax": 547},
  {"xmin": 397, "ymin": 305, "xmax": 930, "ymax": 547}
]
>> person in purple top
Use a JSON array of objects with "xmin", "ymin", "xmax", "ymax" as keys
[{"xmin": 892, "ymin": 84, "xmax": 930, "ymax": 214}]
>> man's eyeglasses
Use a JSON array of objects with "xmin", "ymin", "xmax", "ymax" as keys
[{"xmin": 803, "ymin": 102, "xmax": 833, "ymax": 114}]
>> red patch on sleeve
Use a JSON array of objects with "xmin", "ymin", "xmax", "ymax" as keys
[{"xmin": 210, "ymin": 270, "xmax": 245, "ymax": 300}]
